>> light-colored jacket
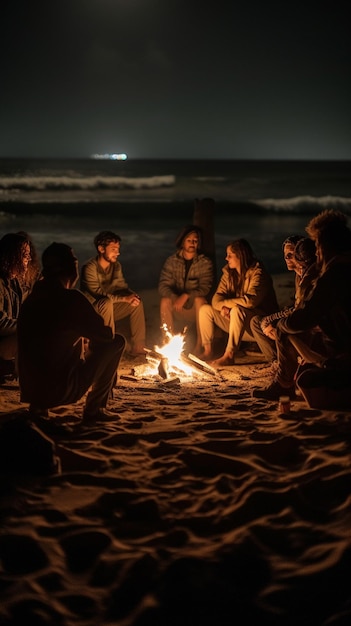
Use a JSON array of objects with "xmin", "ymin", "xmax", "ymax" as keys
[{"xmin": 212, "ymin": 261, "xmax": 278, "ymax": 315}]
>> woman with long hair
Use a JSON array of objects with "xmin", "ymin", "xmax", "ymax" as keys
[
  {"xmin": 198, "ymin": 238, "xmax": 278, "ymax": 366},
  {"xmin": 0, "ymin": 232, "xmax": 35, "ymax": 381}
]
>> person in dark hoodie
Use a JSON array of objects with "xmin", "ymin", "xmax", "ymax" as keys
[
  {"xmin": 17, "ymin": 242, "xmax": 125, "ymax": 424},
  {"xmin": 158, "ymin": 224, "xmax": 214, "ymax": 352},
  {"xmin": 253, "ymin": 210, "xmax": 351, "ymax": 409}
]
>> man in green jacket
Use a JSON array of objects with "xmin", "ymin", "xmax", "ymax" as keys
[{"xmin": 80, "ymin": 231, "xmax": 146, "ymax": 357}]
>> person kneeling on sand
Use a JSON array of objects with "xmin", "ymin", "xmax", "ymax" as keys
[
  {"xmin": 198, "ymin": 238, "xmax": 278, "ymax": 366},
  {"xmin": 252, "ymin": 209, "xmax": 351, "ymax": 409},
  {"xmin": 17, "ymin": 242, "xmax": 125, "ymax": 425}
]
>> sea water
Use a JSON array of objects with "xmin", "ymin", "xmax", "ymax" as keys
[{"xmin": 0, "ymin": 158, "xmax": 350, "ymax": 290}]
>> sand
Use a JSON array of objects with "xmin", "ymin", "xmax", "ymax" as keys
[{"xmin": 1, "ymin": 276, "xmax": 350, "ymax": 626}]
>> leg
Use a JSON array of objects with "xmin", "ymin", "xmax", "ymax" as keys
[
  {"xmin": 198, "ymin": 304, "xmax": 229, "ymax": 360},
  {"xmin": 252, "ymin": 328, "xmax": 309, "ymax": 400},
  {"xmin": 213, "ymin": 306, "xmax": 255, "ymax": 366},
  {"xmin": 172, "ymin": 296, "xmax": 207, "ymax": 352},
  {"xmin": 250, "ymin": 315, "xmax": 277, "ymax": 363},
  {"xmin": 94, "ymin": 298, "xmax": 115, "ymax": 333},
  {"xmin": 160, "ymin": 296, "xmax": 176, "ymax": 335},
  {"xmin": 83, "ymin": 334, "xmax": 126, "ymax": 417},
  {"xmin": 193, "ymin": 296, "xmax": 208, "ymax": 352},
  {"xmin": 114, "ymin": 301, "xmax": 146, "ymax": 354}
]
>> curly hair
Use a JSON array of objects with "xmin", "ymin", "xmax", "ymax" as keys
[
  {"xmin": 306, "ymin": 210, "xmax": 351, "ymax": 256},
  {"xmin": 16, "ymin": 231, "xmax": 41, "ymax": 290},
  {"xmin": 0, "ymin": 232, "xmax": 30, "ymax": 280}
]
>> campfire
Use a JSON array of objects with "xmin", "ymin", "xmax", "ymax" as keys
[{"xmin": 130, "ymin": 325, "xmax": 220, "ymax": 385}]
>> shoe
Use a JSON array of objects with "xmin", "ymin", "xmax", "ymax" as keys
[
  {"xmin": 82, "ymin": 408, "xmax": 120, "ymax": 424},
  {"xmin": 252, "ymin": 379, "xmax": 296, "ymax": 400}
]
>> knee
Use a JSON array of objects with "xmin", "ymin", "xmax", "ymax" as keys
[
  {"xmin": 193, "ymin": 296, "xmax": 207, "ymax": 311},
  {"xmin": 230, "ymin": 305, "xmax": 247, "ymax": 324},
  {"xmin": 199, "ymin": 303, "xmax": 212, "ymax": 321},
  {"xmin": 95, "ymin": 297, "xmax": 113, "ymax": 317},
  {"xmin": 160, "ymin": 297, "xmax": 173, "ymax": 313},
  {"xmin": 250, "ymin": 315, "xmax": 261, "ymax": 334}
]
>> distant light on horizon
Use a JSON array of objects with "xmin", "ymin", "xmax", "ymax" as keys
[{"xmin": 91, "ymin": 153, "xmax": 127, "ymax": 161}]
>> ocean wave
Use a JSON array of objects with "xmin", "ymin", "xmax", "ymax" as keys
[
  {"xmin": 0, "ymin": 174, "xmax": 175, "ymax": 192},
  {"xmin": 255, "ymin": 195, "xmax": 351, "ymax": 214}
]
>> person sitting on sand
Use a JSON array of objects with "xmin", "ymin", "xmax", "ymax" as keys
[
  {"xmin": 0, "ymin": 232, "xmax": 35, "ymax": 383},
  {"xmin": 17, "ymin": 242, "xmax": 125, "ymax": 423},
  {"xmin": 16, "ymin": 230, "xmax": 42, "ymax": 300},
  {"xmin": 253, "ymin": 209, "xmax": 351, "ymax": 408},
  {"xmin": 198, "ymin": 238, "xmax": 279, "ymax": 366},
  {"xmin": 80, "ymin": 230, "xmax": 146, "ymax": 357},
  {"xmin": 250, "ymin": 236, "xmax": 318, "ymax": 367},
  {"xmin": 158, "ymin": 224, "xmax": 214, "ymax": 353}
]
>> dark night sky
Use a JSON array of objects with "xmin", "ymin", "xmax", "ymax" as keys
[{"xmin": 1, "ymin": 0, "xmax": 350, "ymax": 159}]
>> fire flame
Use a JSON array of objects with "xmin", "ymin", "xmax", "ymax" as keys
[{"xmin": 154, "ymin": 325, "xmax": 194, "ymax": 377}]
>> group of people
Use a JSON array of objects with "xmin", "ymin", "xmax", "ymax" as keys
[
  {"xmin": 0, "ymin": 208, "xmax": 350, "ymax": 423},
  {"xmin": 158, "ymin": 211, "xmax": 351, "ymax": 409}
]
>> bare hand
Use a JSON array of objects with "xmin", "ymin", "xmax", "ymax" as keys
[
  {"xmin": 125, "ymin": 294, "xmax": 141, "ymax": 307},
  {"xmin": 221, "ymin": 306, "xmax": 231, "ymax": 319},
  {"xmin": 174, "ymin": 294, "xmax": 189, "ymax": 312},
  {"xmin": 263, "ymin": 323, "xmax": 276, "ymax": 340}
]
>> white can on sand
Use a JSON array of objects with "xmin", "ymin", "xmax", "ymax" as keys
[{"xmin": 279, "ymin": 395, "xmax": 291, "ymax": 414}]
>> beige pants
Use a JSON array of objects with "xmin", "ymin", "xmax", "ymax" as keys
[
  {"xmin": 160, "ymin": 295, "xmax": 207, "ymax": 347},
  {"xmin": 199, "ymin": 304, "xmax": 255, "ymax": 353},
  {"xmin": 94, "ymin": 297, "xmax": 146, "ymax": 349}
]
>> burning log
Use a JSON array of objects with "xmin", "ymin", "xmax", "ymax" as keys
[
  {"xmin": 159, "ymin": 376, "xmax": 180, "ymax": 387},
  {"xmin": 136, "ymin": 336, "xmax": 223, "ymax": 383},
  {"xmin": 143, "ymin": 347, "xmax": 164, "ymax": 360},
  {"xmin": 158, "ymin": 357, "xmax": 169, "ymax": 379},
  {"xmin": 185, "ymin": 353, "xmax": 222, "ymax": 378}
]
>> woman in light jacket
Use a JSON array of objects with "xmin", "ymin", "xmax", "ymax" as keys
[{"xmin": 198, "ymin": 238, "xmax": 278, "ymax": 366}]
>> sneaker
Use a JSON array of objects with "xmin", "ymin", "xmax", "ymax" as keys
[{"xmin": 252, "ymin": 379, "xmax": 296, "ymax": 400}]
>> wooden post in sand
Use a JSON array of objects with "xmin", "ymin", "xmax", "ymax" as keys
[{"xmin": 193, "ymin": 197, "xmax": 216, "ymax": 279}]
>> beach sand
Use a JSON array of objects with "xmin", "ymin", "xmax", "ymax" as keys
[{"xmin": 1, "ymin": 275, "xmax": 350, "ymax": 626}]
